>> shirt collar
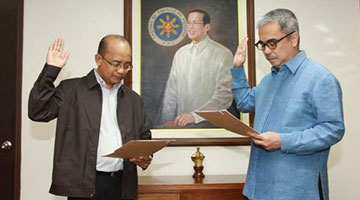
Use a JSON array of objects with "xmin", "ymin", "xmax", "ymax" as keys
[
  {"xmin": 271, "ymin": 50, "xmax": 307, "ymax": 75},
  {"xmin": 190, "ymin": 36, "xmax": 210, "ymax": 53},
  {"xmin": 271, "ymin": 66, "xmax": 280, "ymax": 75},
  {"xmin": 93, "ymin": 68, "xmax": 122, "ymax": 90}
]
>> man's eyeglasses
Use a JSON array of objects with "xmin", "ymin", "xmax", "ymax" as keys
[
  {"xmin": 100, "ymin": 55, "xmax": 133, "ymax": 71},
  {"xmin": 255, "ymin": 31, "xmax": 295, "ymax": 51},
  {"xmin": 186, "ymin": 21, "xmax": 204, "ymax": 26}
]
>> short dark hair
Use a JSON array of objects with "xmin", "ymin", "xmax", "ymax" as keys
[
  {"xmin": 97, "ymin": 34, "xmax": 129, "ymax": 56},
  {"xmin": 187, "ymin": 9, "xmax": 210, "ymax": 25}
]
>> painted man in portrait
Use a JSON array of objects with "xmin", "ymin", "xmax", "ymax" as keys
[{"xmin": 160, "ymin": 9, "xmax": 233, "ymax": 128}]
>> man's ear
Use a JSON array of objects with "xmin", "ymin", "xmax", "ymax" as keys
[
  {"xmin": 291, "ymin": 32, "xmax": 299, "ymax": 47},
  {"xmin": 95, "ymin": 53, "xmax": 102, "ymax": 66},
  {"xmin": 205, "ymin": 23, "xmax": 211, "ymax": 32}
]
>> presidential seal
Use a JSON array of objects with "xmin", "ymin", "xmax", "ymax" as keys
[{"xmin": 148, "ymin": 7, "xmax": 187, "ymax": 46}]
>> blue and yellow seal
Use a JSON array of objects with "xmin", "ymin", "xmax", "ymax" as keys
[{"xmin": 148, "ymin": 7, "xmax": 187, "ymax": 46}]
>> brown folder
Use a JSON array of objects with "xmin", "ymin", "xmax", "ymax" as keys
[
  {"xmin": 104, "ymin": 140, "xmax": 171, "ymax": 159},
  {"xmin": 196, "ymin": 110, "xmax": 259, "ymax": 136}
]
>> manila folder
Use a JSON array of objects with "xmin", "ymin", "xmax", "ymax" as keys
[
  {"xmin": 196, "ymin": 110, "xmax": 259, "ymax": 136},
  {"xmin": 105, "ymin": 140, "xmax": 170, "ymax": 159}
]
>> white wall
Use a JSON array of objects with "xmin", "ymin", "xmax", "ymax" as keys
[{"xmin": 21, "ymin": 0, "xmax": 360, "ymax": 199}]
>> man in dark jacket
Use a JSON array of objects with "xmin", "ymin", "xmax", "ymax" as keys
[{"xmin": 28, "ymin": 35, "xmax": 152, "ymax": 200}]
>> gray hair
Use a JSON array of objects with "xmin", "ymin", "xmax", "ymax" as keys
[{"xmin": 257, "ymin": 8, "xmax": 299, "ymax": 34}]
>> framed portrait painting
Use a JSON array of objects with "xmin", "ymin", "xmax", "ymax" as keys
[{"xmin": 128, "ymin": 0, "xmax": 255, "ymax": 146}]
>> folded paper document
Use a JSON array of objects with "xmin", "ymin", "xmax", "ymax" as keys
[
  {"xmin": 196, "ymin": 110, "xmax": 259, "ymax": 136},
  {"xmin": 105, "ymin": 140, "xmax": 171, "ymax": 159}
]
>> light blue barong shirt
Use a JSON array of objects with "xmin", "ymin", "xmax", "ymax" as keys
[{"xmin": 231, "ymin": 51, "xmax": 345, "ymax": 200}]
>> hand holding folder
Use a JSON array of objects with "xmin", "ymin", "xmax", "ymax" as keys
[
  {"xmin": 196, "ymin": 110, "xmax": 259, "ymax": 136},
  {"xmin": 104, "ymin": 140, "xmax": 171, "ymax": 159}
]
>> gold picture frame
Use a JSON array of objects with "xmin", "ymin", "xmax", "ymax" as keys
[{"xmin": 124, "ymin": 0, "xmax": 256, "ymax": 146}]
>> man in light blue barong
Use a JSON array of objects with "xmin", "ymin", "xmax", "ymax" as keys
[{"xmin": 232, "ymin": 8, "xmax": 345, "ymax": 200}]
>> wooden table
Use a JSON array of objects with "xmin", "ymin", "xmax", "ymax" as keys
[{"xmin": 138, "ymin": 175, "xmax": 248, "ymax": 200}]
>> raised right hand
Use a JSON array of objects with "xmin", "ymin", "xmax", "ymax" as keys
[
  {"xmin": 233, "ymin": 36, "xmax": 248, "ymax": 68},
  {"xmin": 46, "ymin": 38, "xmax": 70, "ymax": 68}
]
